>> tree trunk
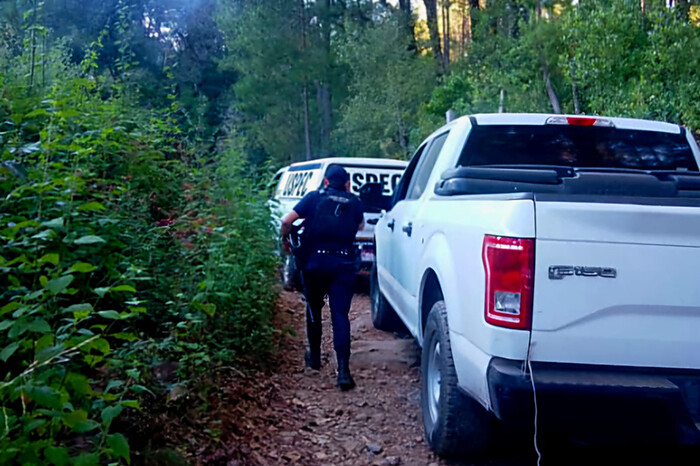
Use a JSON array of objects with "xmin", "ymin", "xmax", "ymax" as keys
[
  {"xmin": 303, "ymin": 86, "xmax": 312, "ymax": 160},
  {"xmin": 29, "ymin": 0, "xmax": 37, "ymax": 89},
  {"xmin": 398, "ymin": 0, "xmax": 416, "ymax": 49},
  {"xmin": 443, "ymin": 0, "xmax": 451, "ymax": 68},
  {"xmin": 300, "ymin": 0, "xmax": 312, "ymax": 160},
  {"xmin": 542, "ymin": 63, "xmax": 562, "ymax": 114},
  {"xmin": 570, "ymin": 61, "xmax": 581, "ymax": 114},
  {"xmin": 314, "ymin": 0, "xmax": 333, "ymax": 156},
  {"xmin": 468, "ymin": 0, "xmax": 479, "ymax": 40},
  {"xmin": 423, "ymin": 0, "xmax": 444, "ymax": 73},
  {"xmin": 316, "ymin": 81, "xmax": 332, "ymax": 156}
]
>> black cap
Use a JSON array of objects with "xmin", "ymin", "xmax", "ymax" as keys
[{"xmin": 325, "ymin": 164, "xmax": 349, "ymax": 189}]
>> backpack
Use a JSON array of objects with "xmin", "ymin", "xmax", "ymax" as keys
[{"xmin": 305, "ymin": 188, "xmax": 359, "ymax": 248}]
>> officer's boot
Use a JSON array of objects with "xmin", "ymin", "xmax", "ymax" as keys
[
  {"xmin": 336, "ymin": 356, "xmax": 355, "ymax": 391},
  {"xmin": 305, "ymin": 348, "xmax": 321, "ymax": 370}
]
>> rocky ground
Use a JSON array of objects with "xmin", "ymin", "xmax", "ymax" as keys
[{"xmin": 138, "ymin": 286, "xmax": 696, "ymax": 466}]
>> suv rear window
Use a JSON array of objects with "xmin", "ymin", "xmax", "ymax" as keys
[{"xmin": 459, "ymin": 125, "xmax": 698, "ymax": 171}]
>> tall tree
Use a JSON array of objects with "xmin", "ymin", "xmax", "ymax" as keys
[{"xmin": 423, "ymin": 0, "xmax": 445, "ymax": 73}]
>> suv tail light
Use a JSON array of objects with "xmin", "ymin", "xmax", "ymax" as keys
[{"xmin": 482, "ymin": 235, "xmax": 535, "ymax": 330}]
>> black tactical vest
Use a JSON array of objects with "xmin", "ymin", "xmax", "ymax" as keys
[{"xmin": 305, "ymin": 188, "xmax": 359, "ymax": 249}]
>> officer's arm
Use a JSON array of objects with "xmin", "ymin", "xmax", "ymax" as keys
[
  {"xmin": 357, "ymin": 220, "xmax": 364, "ymax": 232},
  {"xmin": 280, "ymin": 210, "xmax": 300, "ymax": 240}
]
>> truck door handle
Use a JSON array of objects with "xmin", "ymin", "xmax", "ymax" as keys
[
  {"xmin": 402, "ymin": 222, "xmax": 413, "ymax": 237},
  {"xmin": 387, "ymin": 219, "xmax": 395, "ymax": 231}
]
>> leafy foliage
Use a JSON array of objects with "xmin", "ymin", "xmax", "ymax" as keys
[
  {"xmin": 0, "ymin": 4, "xmax": 278, "ymax": 462},
  {"xmin": 335, "ymin": 15, "xmax": 435, "ymax": 159}
]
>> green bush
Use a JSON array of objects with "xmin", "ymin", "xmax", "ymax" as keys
[{"xmin": 0, "ymin": 45, "xmax": 278, "ymax": 465}]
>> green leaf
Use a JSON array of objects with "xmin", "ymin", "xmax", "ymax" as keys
[
  {"xmin": 24, "ymin": 418, "xmax": 46, "ymax": 434},
  {"xmin": 93, "ymin": 287, "xmax": 110, "ymax": 298},
  {"xmin": 97, "ymin": 310, "xmax": 121, "ymax": 320},
  {"xmin": 91, "ymin": 338, "xmax": 110, "ymax": 354},
  {"xmin": 112, "ymin": 332, "xmax": 138, "ymax": 341},
  {"xmin": 120, "ymin": 400, "xmax": 141, "ymax": 409},
  {"xmin": 38, "ymin": 253, "xmax": 60, "ymax": 266},
  {"xmin": 0, "ymin": 319, "xmax": 15, "ymax": 331},
  {"xmin": 0, "ymin": 342, "xmax": 20, "ymax": 362},
  {"xmin": 46, "ymin": 275, "xmax": 74, "ymax": 294},
  {"xmin": 106, "ymin": 433, "xmax": 130, "ymax": 464},
  {"xmin": 72, "ymin": 452, "xmax": 99, "ymax": 466},
  {"xmin": 27, "ymin": 318, "xmax": 51, "ymax": 333},
  {"xmin": 73, "ymin": 235, "xmax": 106, "ymax": 245},
  {"xmin": 66, "ymin": 373, "xmax": 92, "ymax": 397},
  {"xmin": 62, "ymin": 410, "xmax": 98, "ymax": 433},
  {"xmin": 101, "ymin": 405, "xmax": 123, "ymax": 424},
  {"xmin": 25, "ymin": 108, "xmax": 50, "ymax": 119},
  {"xmin": 84, "ymin": 354, "xmax": 103, "ymax": 367},
  {"xmin": 34, "ymin": 333, "xmax": 53, "ymax": 353},
  {"xmin": 110, "ymin": 285, "xmax": 136, "ymax": 293},
  {"xmin": 57, "ymin": 109, "xmax": 81, "ymax": 119},
  {"xmin": 77, "ymin": 201, "xmax": 106, "ymax": 212},
  {"xmin": 63, "ymin": 303, "xmax": 93, "ymax": 314},
  {"xmin": 69, "ymin": 262, "xmax": 97, "ymax": 273},
  {"xmin": 31, "ymin": 230, "xmax": 54, "ymax": 240},
  {"xmin": 105, "ymin": 380, "xmax": 125, "ymax": 393},
  {"xmin": 27, "ymin": 385, "xmax": 62, "ymax": 410},
  {"xmin": 44, "ymin": 446, "xmax": 69, "ymax": 466},
  {"xmin": 35, "ymin": 343, "xmax": 64, "ymax": 364},
  {"xmin": 0, "ymin": 302, "xmax": 21, "ymax": 317},
  {"xmin": 130, "ymin": 384, "xmax": 155, "ymax": 396},
  {"xmin": 7, "ymin": 318, "xmax": 27, "ymax": 338},
  {"xmin": 42, "ymin": 217, "xmax": 64, "ymax": 229}
]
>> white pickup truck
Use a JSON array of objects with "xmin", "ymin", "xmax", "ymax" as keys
[{"xmin": 371, "ymin": 113, "xmax": 700, "ymax": 457}]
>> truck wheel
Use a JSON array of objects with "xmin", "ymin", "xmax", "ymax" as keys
[
  {"xmin": 281, "ymin": 254, "xmax": 299, "ymax": 291},
  {"xmin": 421, "ymin": 301, "xmax": 492, "ymax": 458},
  {"xmin": 370, "ymin": 265, "xmax": 406, "ymax": 332}
]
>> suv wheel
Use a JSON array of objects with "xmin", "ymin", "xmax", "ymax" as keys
[
  {"xmin": 421, "ymin": 300, "xmax": 492, "ymax": 458},
  {"xmin": 370, "ymin": 265, "xmax": 406, "ymax": 332}
]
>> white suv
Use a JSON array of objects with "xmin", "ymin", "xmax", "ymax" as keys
[{"xmin": 269, "ymin": 157, "xmax": 407, "ymax": 289}]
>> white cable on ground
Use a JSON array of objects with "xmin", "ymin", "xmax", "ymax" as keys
[{"xmin": 527, "ymin": 357, "xmax": 543, "ymax": 466}]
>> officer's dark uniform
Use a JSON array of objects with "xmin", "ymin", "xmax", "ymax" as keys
[{"xmin": 292, "ymin": 166, "xmax": 364, "ymax": 390}]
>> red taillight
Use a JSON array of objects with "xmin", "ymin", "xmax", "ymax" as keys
[
  {"xmin": 545, "ymin": 116, "xmax": 614, "ymax": 127},
  {"xmin": 566, "ymin": 117, "xmax": 597, "ymax": 126},
  {"xmin": 482, "ymin": 235, "xmax": 535, "ymax": 330}
]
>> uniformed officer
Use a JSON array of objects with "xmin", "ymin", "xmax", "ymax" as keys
[{"xmin": 280, "ymin": 165, "xmax": 364, "ymax": 390}]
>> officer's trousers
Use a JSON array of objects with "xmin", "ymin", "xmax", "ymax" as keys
[{"xmin": 301, "ymin": 257, "xmax": 356, "ymax": 364}]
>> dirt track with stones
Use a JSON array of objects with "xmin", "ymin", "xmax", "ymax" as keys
[
  {"xmin": 157, "ymin": 288, "xmax": 693, "ymax": 466},
  {"xmin": 205, "ymin": 289, "xmax": 535, "ymax": 466}
]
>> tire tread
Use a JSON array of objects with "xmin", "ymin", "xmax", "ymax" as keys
[{"xmin": 421, "ymin": 301, "xmax": 492, "ymax": 458}]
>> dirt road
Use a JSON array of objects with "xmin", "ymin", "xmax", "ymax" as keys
[
  {"xmin": 200, "ymin": 289, "xmax": 535, "ymax": 466},
  {"xmin": 149, "ymin": 288, "xmax": 694, "ymax": 465}
]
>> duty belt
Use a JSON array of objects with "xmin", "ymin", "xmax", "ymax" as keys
[{"xmin": 315, "ymin": 248, "xmax": 351, "ymax": 256}]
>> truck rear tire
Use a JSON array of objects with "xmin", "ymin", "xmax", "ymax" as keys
[
  {"xmin": 421, "ymin": 301, "xmax": 492, "ymax": 458},
  {"xmin": 370, "ymin": 265, "xmax": 406, "ymax": 332}
]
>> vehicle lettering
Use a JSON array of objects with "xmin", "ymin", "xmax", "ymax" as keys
[
  {"xmin": 348, "ymin": 170, "xmax": 402, "ymax": 195},
  {"xmin": 549, "ymin": 265, "xmax": 617, "ymax": 280},
  {"xmin": 282, "ymin": 171, "xmax": 315, "ymax": 197}
]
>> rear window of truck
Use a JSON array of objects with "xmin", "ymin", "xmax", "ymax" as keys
[{"xmin": 459, "ymin": 125, "xmax": 698, "ymax": 171}]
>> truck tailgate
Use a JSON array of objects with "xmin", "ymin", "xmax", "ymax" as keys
[{"xmin": 531, "ymin": 200, "xmax": 700, "ymax": 370}]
